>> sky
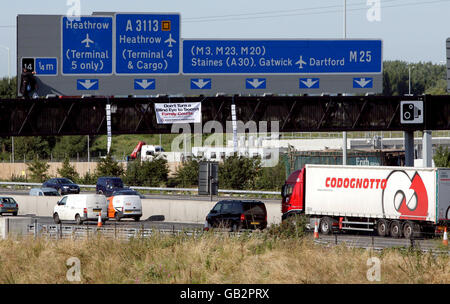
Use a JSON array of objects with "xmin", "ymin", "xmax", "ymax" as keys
[{"xmin": 0, "ymin": 0, "xmax": 449, "ymax": 78}]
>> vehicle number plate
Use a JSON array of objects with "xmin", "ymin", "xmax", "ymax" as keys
[{"xmin": 251, "ymin": 222, "xmax": 259, "ymax": 225}]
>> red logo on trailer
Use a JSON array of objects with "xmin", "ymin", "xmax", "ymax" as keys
[{"xmin": 382, "ymin": 171, "xmax": 428, "ymax": 220}]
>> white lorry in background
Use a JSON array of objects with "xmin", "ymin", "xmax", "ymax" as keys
[
  {"xmin": 281, "ymin": 165, "xmax": 450, "ymax": 238},
  {"xmin": 53, "ymin": 194, "xmax": 108, "ymax": 225},
  {"xmin": 129, "ymin": 141, "xmax": 164, "ymax": 161}
]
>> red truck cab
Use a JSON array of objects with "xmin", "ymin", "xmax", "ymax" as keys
[{"xmin": 281, "ymin": 168, "xmax": 306, "ymax": 221}]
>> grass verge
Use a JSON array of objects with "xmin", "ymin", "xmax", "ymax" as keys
[{"xmin": 0, "ymin": 231, "xmax": 448, "ymax": 284}]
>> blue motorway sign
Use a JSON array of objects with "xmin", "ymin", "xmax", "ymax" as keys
[
  {"xmin": 183, "ymin": 40, "xmax": 382, "ymax": 74},
  {"xmin": 115, "ymin": 13, "xmax": 180, "ymax": 74},
  {"xmin": 35, "ymin": 58, "xmax": 58, "ymax": 75},
  {"xmin": 62, "ymin": 16, "xmax": 113, "ymax": 75}
]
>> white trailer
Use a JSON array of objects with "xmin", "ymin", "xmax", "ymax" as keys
[{"xmin": 282, "ymin": 164, "xmax": 450, "ymax": 238}]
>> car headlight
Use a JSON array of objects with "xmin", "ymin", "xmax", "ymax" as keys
[{"xmin": 63, "ymin": 186, "xmax": 69, "ymax": 189}]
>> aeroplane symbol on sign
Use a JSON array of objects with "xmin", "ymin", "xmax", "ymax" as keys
[
  {"xmin": 295, "ymin": 56, "xmax": 307, "ymax": 69},
  {"xmin": 81, "ymin": 34, "xmax": 94, "ymax": 48},
  {"xmin": 164, "ymin": 34, "xmax": 176, "ymax": 47}
]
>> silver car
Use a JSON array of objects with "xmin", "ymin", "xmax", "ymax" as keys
[
  {"xmin": 29, "ymin": 187, "xmax": 60, "ymax": 196},
  {"xmin": 0, "ymin": 197, "xmax": 18, "ymax": 216}
]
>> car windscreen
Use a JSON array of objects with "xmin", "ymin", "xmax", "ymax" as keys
[
  {"xmin": 243, "ymin": 203, "xmax": 266, "ymax": 216},
  {"xmin": 110, "ymin": 179, "xmax": 124, "ymax": 187},
  {"xmin": 113, "ymin": 190, "xmax": 136, "ymax": 195},
  {"xmin": 44, "ymin": 191, "xmax": 59, "ymax": 196},
  {"xmin": 59, "ymin": 178, "xmax": 74, "ymax": 184}
]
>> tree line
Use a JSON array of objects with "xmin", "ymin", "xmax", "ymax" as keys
[{"xmin": 22, "ymin": 154, "xmax": 286, "ymax": 191}]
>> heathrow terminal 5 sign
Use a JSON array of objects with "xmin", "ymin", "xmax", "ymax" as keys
[{"xmin": 17, "ymin": 13, "xmax": 383, "ymax": 96}]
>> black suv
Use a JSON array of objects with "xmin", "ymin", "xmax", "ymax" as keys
[
  {"xmin": 96, "ymin": 177, "xmax": 125, "ymax": 197},
  {"xmin": 205, "ymin": 200, "xmax": 267, "ymax": 231},
  {"xmin": 42, "ymin": 178, "xmax": 80, "ymax": 195}
]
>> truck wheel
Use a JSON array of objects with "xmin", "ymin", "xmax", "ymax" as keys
[
  {"xmin": 390, "ymin": 221, "xmax": 402, "ymax": 238},
  {"xmin": 133, "ymin": 216, "xmax": 141, "ymax": 222},
  {"xmin": 320, "ymin": 217, "xmax": 332, "ymax": 235},
  {"xmin": 377, "ymin": 219, "xmax": 389, "ymax": 237},
  {"xmin": 115, "ymin": 212, "xmax": 121, "ymax": 222},
  {"xmin": 403, "ymin": 221, "xmax": 414, "ymax": 239}
]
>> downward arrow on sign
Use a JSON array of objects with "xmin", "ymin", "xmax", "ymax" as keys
[
  {"xmin": 247, "ymin": 78, "xmax": 265, "ymax": 89},
  {"xmin": 136, "ymin": 79, "xmax": 154, "ymax": 89},
  {"xmin": 354, "ymin": 78, "xmax": 372, "ymax": 88},
  {"xmin": 192, "ymin": 79, "xmax": 210, "ymax": 89},
  {"xmin": 78, "ymin": 80, "xmax": 98, "ymax": 90},
  {"xmin": 300, "ymin": 78, "xmax": 319, "ymax": 88}
]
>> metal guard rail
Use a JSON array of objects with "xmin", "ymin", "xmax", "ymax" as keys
[{"xmin": 0, "ymin": 181, "xmax": 279, "ymax": 195}]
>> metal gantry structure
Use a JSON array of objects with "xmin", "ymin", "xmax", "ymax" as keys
[{"xmin": 0, "ymin": 95, "xmax": 449, "ymax": 137}]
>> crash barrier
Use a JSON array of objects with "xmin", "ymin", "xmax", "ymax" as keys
[
  {"xmin": 27, "ymin": 224, "xmax": 254, "ymax": 241},
  {"xmin": 0, "ymin": 216, "xmax": 33, "ymax": 239}
]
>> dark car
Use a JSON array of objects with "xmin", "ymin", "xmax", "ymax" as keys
[
  {"xmin": 0, "ymin": 197, "xmax": 18, "ymax": 216},
  {"xmin": 42, "ymin": 178, "xmax": 80, "ymax": 195},
  {"xmin": 96, "ymin": 177, "xmax": 125, "ymax": 197},
  {"xmin": 205, "ymin": 200, "xmax": 267, "ymax": 231},
  {"xmin": 111, "ymin": 189, "xmax": 145, "ymax": 199}
]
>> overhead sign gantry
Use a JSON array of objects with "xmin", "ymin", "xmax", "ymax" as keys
[{"xmin": 17, "ymin": 13, "xmax": 382, "ymax": 96}]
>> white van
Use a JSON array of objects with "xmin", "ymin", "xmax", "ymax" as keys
[
  {"xmin": 107, "ymin": 195, "xmax": 142, "ymax": 221},
  {"xmin": 53, "ymin": 194, "xmax": 108, "ymax": 225}
]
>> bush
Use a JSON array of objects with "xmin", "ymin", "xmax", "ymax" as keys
[
  {"xmin": 255, "ymin": 161, "xmax": 286, "ymax": 191},
  {"xmin": 57, "ymin": 157, "xmax": 79, "ymax": 181},
  {"xmin": 265, "ymin": 214, "xmax": 308, "ymax": 239},
  {"xmin": 78, "ymin": 171, "xmax": 97, "ymax": 185},
  {"xmin": 219, "ymin": 155, "xmax": 261, "ymax": 190},
  {"xmin": 96, "ymin": 154, "xmax": 124, "ymax": 177},
  {"xmin": 170, "ymin": 158, "xmax": 201, "ymax": 188},
  {"xmin": 26, "ymin": 157, "xmax": 49, "ymax": 182},
  {"xmin": 124, "ymin": 157, "xmax": 169, "ymax": 187},
  {"xmin": 433, "ymin": 146, "xmax": 450, "ymax": 168}
]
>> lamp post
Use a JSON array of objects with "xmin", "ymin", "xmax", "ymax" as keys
[
  {"xmin": 408, "ymin": 64, "xmax": 413, "ymax": 95},
  {"xmin": 342, "ymin": 0, "xmax": 348, "ymax": 165},
  {"xmin": 0, "ymin": 45, "xmax": 11, "ymax": 84}
]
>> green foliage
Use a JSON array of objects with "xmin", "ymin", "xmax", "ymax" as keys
[
  {"xmin": 96, "ymin": 154, "xmax": 125, "ymax": 177},
  {"xmin": 219, "ymin": 155, "xmax": 261, "ymax": 190},
  {"xmin": 383, "ymin": 61, "xmax": 447, "ymax": 96},
  {"xmin": 57, "ymin": 157, "xmax": 80, "ymax": 181},
  {"xmin": 52, "ymin": 136, "xmax": 87, "ymax": 159},
  {"xmin": 0, "ymin": 77, "xmax": 17, "ymax": 99},
  {"xmin": 170, "ymin": 158, "xmax": 201, "ymax": 187},
  {"xmin": 265, "ymin": 214, "xmax": 308, "ymax": 239},
  {"xmin": 78, "ymin": 171, "xmax": 97, "ymax": 185},
  {"xmin": 433, "ymin": 146, "xmax": 450, "ymax": 168},
  {"xmin": 124, "ymin": 158, "xmax": 169, "ymax": 187},
  {"xmin": 255, "ymin": 161, "xmax": 287, "ymax": 191},
  {"xmin": 12, "ymin": 136, "xmax": 55, "ymax": 160},
  {"xmin": 26, "ymin": 157, "xmax": 49, "ymax": 182}
]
